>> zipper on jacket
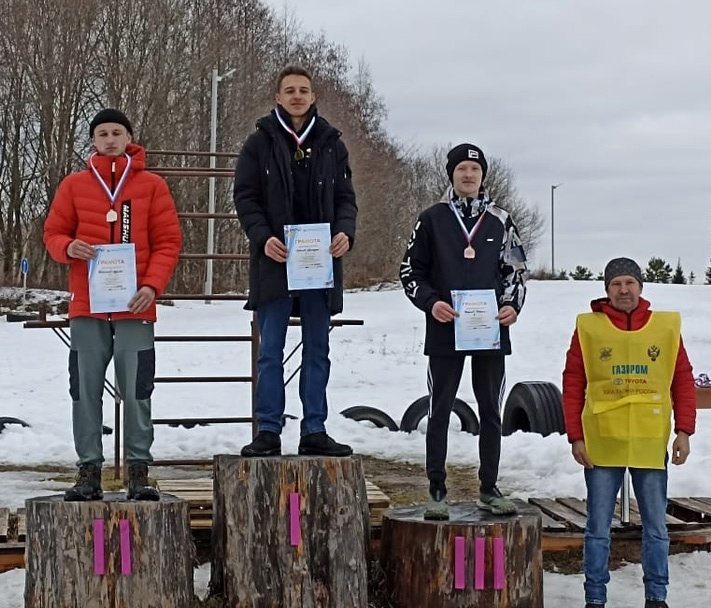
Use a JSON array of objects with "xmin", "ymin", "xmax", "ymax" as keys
[{"xmin": 110, "ymin": 161, "xmax": 116, "ymax": 244}]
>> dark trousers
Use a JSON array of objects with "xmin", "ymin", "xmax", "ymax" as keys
[{"xmin": 426, "ymin": 354, "xmax": 505, "ymax": 491}]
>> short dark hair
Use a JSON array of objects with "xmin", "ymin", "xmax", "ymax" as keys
[{"xmin": 276, "ymin": 65, "xmax": 313, "ymax": 92}]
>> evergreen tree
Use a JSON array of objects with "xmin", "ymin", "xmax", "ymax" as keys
[
  {"xmin": 571, "ymin": 265, "xmax": 594, "ymax": 280},
  {"xmin": 688, "ymin": 271, "xmax": 696, "ymax": 285},
  {"xmin": 671, "ymin": 259, "xmax": 686, "ymax": 284},
  {"xmin": 705, "ymin": 261, "xmax": 711, "ymax": 285},
  {"xmin": 644, "ymin": 257, "xmax": 673, "ymax": 284}
]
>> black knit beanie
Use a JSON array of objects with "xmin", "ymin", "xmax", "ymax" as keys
[
  {"xmin": 90, "ymin": 109, "xmax": 133, "ymax": 137},
  {"xmin": 446, "ymin": 143, "xmax": 488, "ymax": 184},
  {"xmin": 604, "ymin": 257, "xmax": 643, "ymax": 289}
]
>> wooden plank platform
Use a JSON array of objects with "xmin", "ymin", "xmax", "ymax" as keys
[
  {"xmin": 533, "ymin": 496, "xmax": 711, "ymax": 552},
  {"xmin": 157, "ymin": 477, "xmax": 392, "ymax": 531},
  {"xmin": 0, "ymin": 509, "xmax": 26, "ymax": 573}
]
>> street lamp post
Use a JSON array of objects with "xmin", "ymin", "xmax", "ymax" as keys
[
  {"xmin": 205, "ymin": 67, "xmax": 236, "ymax": 300},
  {"xmin": 550, "ymin": 183, "xmax": 563, "ymax": 275}
]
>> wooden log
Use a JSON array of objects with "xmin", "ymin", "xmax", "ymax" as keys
[
  {"xmin": 24, "ymin": 493, "xmax": 194, "ymax": 608},
  {"xmin": 380, "ymin": 501, "xmax": 543, "ymax": 608},
  {"xmin": 210, "ymin": 454, "xmax": 370, "ymax": 608}
]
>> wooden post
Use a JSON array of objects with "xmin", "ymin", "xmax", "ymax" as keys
[
  {"xmin": 380, "ymin": 501, "xmax": 543, "ymax": 608},
  {"xmin": 24, "ymin": 493, "xmax": 194, "ymax": 608},
  {"xmin": 210, "ymin": 455, "xmax": 370, "ymax": 608}
]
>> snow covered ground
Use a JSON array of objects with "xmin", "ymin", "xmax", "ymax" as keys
[{"xmin": 2, "ymin": 280, "xmax": 711, "ymax": 605}]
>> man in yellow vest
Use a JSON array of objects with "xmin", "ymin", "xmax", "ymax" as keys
[{"xmin": 562, "ymin": 257, "xmax": 696, "ymax": 608}]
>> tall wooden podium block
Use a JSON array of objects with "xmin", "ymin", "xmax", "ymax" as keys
[
  {"xmin": 380, "ymin": 501, "xmax": 543, "ymax": 608},
  {"xmin": 24, "ymin": 493, "xmax": 194, "ymax": 608},
  {"xmin": 210, "ymin": 455, "xmax": 370, "ymax": 608}
]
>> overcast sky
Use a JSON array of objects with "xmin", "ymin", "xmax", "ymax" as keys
[{"xmin": 263, "ymin": 0, "xmax": 711, "ymax": 278}]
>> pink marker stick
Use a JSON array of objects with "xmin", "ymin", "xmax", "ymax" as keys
[
  {"xmin": 493, "ymin": 536, "xmax": 505, "ymax": 590},
  {"xmin": 453, "ymin": 536, "xmax": 465, "ymax": 590},
  {"xmin": 289, "ymin": 492, "xmax": 301, "ymax": 546},
  {"xmin": 93, "ymin": 519, "xmax": 105, "ymax": 575},
  {"xmin": 474, "ymin": 536, "xmax": 485, "ymax": 590},
  {"xmin": 119, "ymin": 519, "xmax": 132, "ymax": 575}
]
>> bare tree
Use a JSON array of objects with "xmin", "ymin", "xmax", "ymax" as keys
[{"xmin": 406, "ymin": 145, "xmax": 544, "ymax": 258}]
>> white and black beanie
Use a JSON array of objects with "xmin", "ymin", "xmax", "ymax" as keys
[{"xmin": 446, "ymin": 143, "xmax": 488, "ymax": 184}]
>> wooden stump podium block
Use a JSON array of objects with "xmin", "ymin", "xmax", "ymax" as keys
[
  {"xmin": 380, "ymin": 501, "xmax": 543, "ymax": 608},
  {"xmin": 24, "ymin": 493, "xmax": 194, "ymax": 608},
  {"xmin": 210, "ymin": 455, "xmax": 370, "ymax": 608}
]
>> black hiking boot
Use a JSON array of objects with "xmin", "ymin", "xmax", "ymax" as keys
[
  {"xmin": 241, "ymin": 431, "xmax": 282, "ymax": 457},
  {"xmin": 64, "ymin": 463, "xmax": 103, "ymax": 501},
  {"xmin": 126, "ymin": 464, "xmax": 160, "ymax": 501},
  {"xmin": 298, "ymin": 432, "xmax": 353, "ymax": 457}
]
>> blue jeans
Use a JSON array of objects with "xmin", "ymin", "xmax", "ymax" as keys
[
  {"xmin": 255, "ymin": 291, "xmax": 331, "ymax": 436},
  {"xmin": 584, "ymin": 465, "xmax": 669, "ymax": 604}
]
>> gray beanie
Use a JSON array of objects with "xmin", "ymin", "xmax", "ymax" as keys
[{"xmin": 604, "ymin": 257, "xmax": 643, "ymax": 289}]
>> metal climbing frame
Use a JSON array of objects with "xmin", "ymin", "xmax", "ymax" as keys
[{"xmin": 25, "ymin": 150, "xmax": 363, "ymax": 478}]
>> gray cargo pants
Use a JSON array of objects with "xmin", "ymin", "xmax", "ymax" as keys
[{"xmin": 69, "ymin": 317, "xmax": 155, "ymax": 466}]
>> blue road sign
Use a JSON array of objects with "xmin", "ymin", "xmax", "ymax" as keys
[{"xmin": 20, "ymin": 258, "xmax": 29, "ymax": 274}]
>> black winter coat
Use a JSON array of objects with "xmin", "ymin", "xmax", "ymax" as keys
[{"xmin": 234, "ymin": 110, "xmax": 357, "ymax": 314}]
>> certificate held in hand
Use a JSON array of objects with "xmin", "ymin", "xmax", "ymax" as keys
[
  {"xmin": 284, "ymin": 223, "xmax": 334, "ymax": 291},
  {"xmin": 451, "ymin": 289, "xmax": 501, "ymax": 351},
  {"xmin": 88, "ymin": 243, "xmax": 138, "ymax": 313}
]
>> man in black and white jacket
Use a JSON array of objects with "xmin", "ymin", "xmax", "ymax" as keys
[{"xmin": 400, "ymin": 143, "xmax": 527, "ymax": 519}]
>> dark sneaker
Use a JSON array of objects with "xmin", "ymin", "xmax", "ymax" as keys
[
  {"xmin": 127, "ymin": 464, "xmax": 160, "ymax": 501},
  {"xmin": 585, "ymin": 603, "xmax": 605, "ymax": 608},
  {"xmin": 64, "ymin": 463, "xmax": 103, "ymax": 501},
  {"xmin": 645, "ymin": 602, "xmax": 668, "ymax": 608},
  {"xmin": 478, "ymin": 485, "xmax": 517, "ymax": 515},
  {"xmin": 241, "ymin": 431, "xmax": 281, "ymax": 457},
  {"xmin": 298, "ymin": 432, "xmax": 352, "ymax": 456},
  {"xmin": 424, "ymin": 485, "xmax": 449, "ymax": 521}
]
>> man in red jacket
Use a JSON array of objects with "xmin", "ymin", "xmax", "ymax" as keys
[
  {"xmin": 562, "ymin": 257, "xmax": 695, "ymax": 608},
  {"xmin": 44, "ymin": 109, "xmax": 182, "ymax": 502}
]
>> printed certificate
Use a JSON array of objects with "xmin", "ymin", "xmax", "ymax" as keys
[
  {"xmin": 88, "ymin": 244, "xmax": 137, "ymax": 313},
  {"xmin": 451, "ymin": 289, "xmax": 501, "ymax": 351},
  {"xmin": 284, "ymin": 223, "xmax": 334, "ymax": 290}
]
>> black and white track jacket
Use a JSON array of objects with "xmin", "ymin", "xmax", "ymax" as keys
[{"xmin": 400, "ymin": 187, "xmax": 528, "ymax": 356}]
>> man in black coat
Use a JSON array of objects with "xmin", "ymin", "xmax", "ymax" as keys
[
  {"xmin": 400, "ymin": 143, "xmax": 528, "ymax": 519},
  {"xmin": 234, "ymin": 65, "xmax": 357, "ymax": 457}
]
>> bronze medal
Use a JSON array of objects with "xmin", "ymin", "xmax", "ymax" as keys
[
  {"xmin": 294, "ymin": 148, "xmax": 305, "ymax": 161},
  {"xmin": 464, "ymin": 245, "xmax": 476, "ymax": 259},
  {"xmin": 106, "ymin": 209, "xmax": 118, "ymax": 223}
]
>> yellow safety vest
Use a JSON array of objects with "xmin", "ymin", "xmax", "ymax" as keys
[{"xmin": 577, "ymin": 311, "xmax": 679, "ymax": 469}]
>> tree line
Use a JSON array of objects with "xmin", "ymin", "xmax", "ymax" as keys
[
  {"xmin": 0, "ymin": 0, "xmax": 542, "ymax": 294},
  {"xmin": 536, "ymin": 257, "xmax": 711, "ymax": 284}
]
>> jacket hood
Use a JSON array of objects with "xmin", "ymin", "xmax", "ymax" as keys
[
  {"xmin": 590, "ymin": 295, "xmax": 651, "ymax": 320},
  {"xmin": 85, "ymin": 142, "xmax": 146, "ymax": 171}
]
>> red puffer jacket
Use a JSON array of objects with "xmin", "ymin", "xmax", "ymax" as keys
[
  {"xmin": 562, "ymin": 296, "xmax": 696, "ymax": 443},
  {"xmin": 44, "ymin": 143, "xmax": 182, "ymax": 322}
]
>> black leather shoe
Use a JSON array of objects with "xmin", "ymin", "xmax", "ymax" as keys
[
  {"xmin": 585, "ymin": 603, "xmax": 605, "ymax": 608},
  {"xmin": 298, "ymin": 432, "xmax": 353, "ymax": 456},
  {"xmin": 241, "ymin": 431, "xmax": 282, "ymax": 457},
  {"xmin": 645, "ymin": 601, "xmax": 668, "ymax": 608}
]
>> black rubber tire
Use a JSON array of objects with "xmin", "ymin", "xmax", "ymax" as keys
[
  {"xmin": 340, "ymin": 406, "xmax": 399, "ymax": 432},
  {"xmin": 398, "ymin": 396, "xmax": 480, "ymax": 435},
  {"xmin": 502, "ymin": 381, "xmax": 565, "ymax": 436},
  {"xmin": 0, "ymin": 416, "xmax": 31, "ymax": 434}
]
